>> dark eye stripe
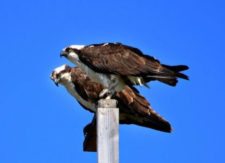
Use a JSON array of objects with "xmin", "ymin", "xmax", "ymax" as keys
[{"xmin": 65, "ymin": 48, "xmax": 71, "ymax": 52}]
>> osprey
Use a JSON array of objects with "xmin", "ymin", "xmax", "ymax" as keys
[
  {"xmin": 51, "ymin": 64, "xmax": 171, "ymax": 132},
  {"xmin": 60, "ymin": 42, "xmax": 189, "ymax": 97}
]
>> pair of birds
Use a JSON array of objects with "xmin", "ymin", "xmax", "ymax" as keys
[{"xmin": 51, "ymin": 42, "xmax": 189, "ymax": 151}]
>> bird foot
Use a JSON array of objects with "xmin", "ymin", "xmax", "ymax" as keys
[{"xmin": 99, "ymin": 88, "xmax": 112, "ymax": 99}]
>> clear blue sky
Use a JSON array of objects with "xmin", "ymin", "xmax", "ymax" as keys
[{"xmin": 1, "ymin": 0, "xmax": 225, "ymax": 162}]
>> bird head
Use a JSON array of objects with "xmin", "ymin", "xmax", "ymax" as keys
[
  {"xmin": 60, "ymin": 45, "xmax": 85, "ymax": 64},
  {"xmin": 50, "ymin": 64, "xmax": 72, "ymax": 86}
]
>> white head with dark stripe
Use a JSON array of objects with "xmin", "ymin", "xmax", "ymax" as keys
[
  {"xmin": 60, "ymin": 45, "xmax": 85, "ymax": 64},
  {"xmin": 50, "ymin": 64, "xmax": 72, "ymax": 86}
]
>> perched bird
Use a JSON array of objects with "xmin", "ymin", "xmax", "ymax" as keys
[
  {"xmin": 60, "ymin": 42, "xmax": 189, "ymax": 97},
  {"xmin": 50, "ymin": 64, "xmax": 171, "ymax": 133}
]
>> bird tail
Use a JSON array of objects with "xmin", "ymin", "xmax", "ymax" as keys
[
  {"xmin": 83, "ymin": 116, "xmax": 97, "ymax": 152},
  {"xmin": 145, "ymin": 65, "xmax": 189, "ymax": 86},
  {"xmin": 162, "ymin": 64, "xmax": 189, "ymax": 80}
]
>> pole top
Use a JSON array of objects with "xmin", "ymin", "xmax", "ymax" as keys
[{"xmin": 98, "ymin": 99, "xmax": 118, "ymax": 108}]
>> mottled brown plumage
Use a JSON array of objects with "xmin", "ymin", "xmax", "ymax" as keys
[
  {"xmin": 61, "ymin": 43, "xmax": 189, "ymax": 87},
  {"xmin": 69, "ymin": 67, "xmax": 171, "ymax": 132},
  {"xmin": 77, "ymin": 43, "xmax": 188, "ymax": 83},
  {"xmin": 51, "ymin": 65, "xmax": 173, "ymax": 152}
]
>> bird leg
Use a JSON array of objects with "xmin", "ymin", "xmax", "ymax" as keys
[
  {"xmin": 99, "ymin": 76, "xmax": 118, "ymax": 99},
  {"xmin": 99, "ymin": 88, "xmax": 111, "ymax": 99}
]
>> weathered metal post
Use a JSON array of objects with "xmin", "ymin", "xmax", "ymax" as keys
[{"xmin": 97, "ymin": 99, "xmax": 119, "ymax": 163}]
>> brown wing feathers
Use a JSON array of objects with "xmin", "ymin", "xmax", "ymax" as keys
[
  {"xmin": 78, "ymin": 43, "xmax": 188, "ymax": 86},
  {"xmin": 71, "ymin": 67, "xmax": 171, "ymax": 132},
  {"xmin": 70, "ymin": 68, "xmax": 103, "ymax": 102},
  {"xmin": 116, "ymin": 86, "xmax": 171, "ymax": 132}
]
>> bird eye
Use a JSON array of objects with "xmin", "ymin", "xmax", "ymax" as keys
[
  {"xmin": 56, "ymin": 73, "xmax": 60, "ymax": 79},
  {"xmin": 65, "ymin": 48, "xmax": 71, "ymax": 53}
]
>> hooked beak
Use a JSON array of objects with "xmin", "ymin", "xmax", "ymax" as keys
[
  {"xmin": 60, "ymin": 50, "xmax": 67, "ymax": 58},
  {"xmin": 54, "ymin": 80, "xmax": 59, "ymax": 87},
  {"xmin": 50, "ymin": 73, "xmax": 59, "ymax": 87}
]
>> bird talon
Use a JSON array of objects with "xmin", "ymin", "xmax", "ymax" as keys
[{"xmin": 99, "ymin": 89, "xmax": 109, "ymax": 98}]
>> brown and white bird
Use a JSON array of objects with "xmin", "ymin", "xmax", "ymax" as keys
[
  {"xmin": 50, "ymin": 64, "xmax": 171, "ymax": 133},
  {"xmin": 60, "ymin": 42, "xmax": 189, "ymax": 97}
]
